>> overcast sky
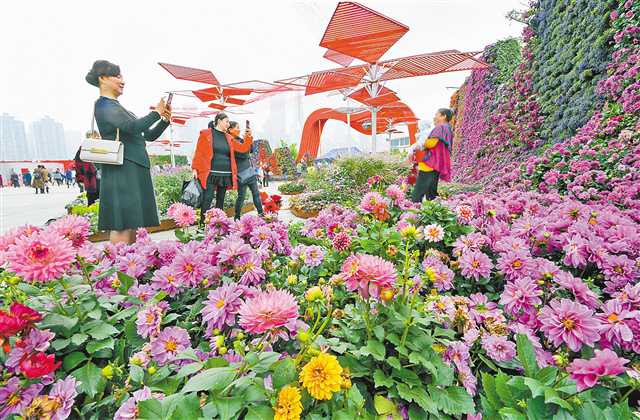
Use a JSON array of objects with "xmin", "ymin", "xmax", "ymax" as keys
[{"xmin": 1, "ymin": 0, "xmax": 525, "ymax": 153}]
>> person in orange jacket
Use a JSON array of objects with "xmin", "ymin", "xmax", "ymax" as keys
[{"xmin": 191, "ymin": 112, "xmax": 253, "ymax": 223}]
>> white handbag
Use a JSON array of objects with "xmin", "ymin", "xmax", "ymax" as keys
[{"xmin": 79, "ymin": 105, "xmax": 124, "ymax": 165}]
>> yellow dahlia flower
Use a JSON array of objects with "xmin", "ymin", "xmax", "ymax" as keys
[
  {"xmin": 300, "ymin": 352, "xmax": 343, "ymax": 400},
  {"xmin": 274, "ymin": 385, "xmax": 303, "ymax": 420}
]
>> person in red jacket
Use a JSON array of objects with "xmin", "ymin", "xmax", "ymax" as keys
[{"xmin": 191, "ymin": 112, "xmax": 253, "ymax": 224}]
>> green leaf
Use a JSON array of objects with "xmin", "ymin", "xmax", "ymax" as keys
[
  {"xmin": 176, "ymin": 362, "xmax": 204, "ymax": 380},
  {"xmin": 373, "ymin": 325, "xmax": 385, "ymax": 341},
  {"xmin": 117, "ymin": 272, "xmax": 136, "ymax": 293},
  {"xmin": 63, "ymin": 352, "xmax": 87, "ymax": 372},
  {"xmin": 386, "ymin": 356, "xmax": 401, "ymax": 370},
  {"xmin": 544, "ymin": 388, "xmax": 573, "ymax": 411},
  {"xmin": 577, "ymin": 401, "xmax": 604, "ymax": 420},
  {"xmin": 374, "ymin": 369, "xmax": 394, "ymax": 388},
  {"xmin": 392, "ymin": 368, "xmax": 421, "ymax": 387},
  {"xmin": 495, "ymin": 372, "xmax": 513, "ymax": 405},
  {"xmin": 52, "ymin": 338, "xmax": 70, "ymax": 351},
  {"xmin": 109, "ymin": 306, "xmax": 138, "ymax": 322},
  {"xmin": 181, "ymin": 367, "xmax": 235, "ymax": 393},
  {"xmin": 516, "ymin": 334, "xmax": 539, "ymax": 377},
  {"xmin": 245, "ymin": 405, "xmax": 274, "ymax": 420},
  {"xmin": 552, "ymin": 409, "xmax": 576, "ymax": 420},
  {"xmin": 72, "ymin": 362, "xmax": 106, "ymax": 398},
  {"xmin": 527, "ymin": 396, "xmax": 549, "ymax": 420},
  {"xmin": 130, "ymin": 365, "xmax": 144, "ymax": 383},
  {"xmin": 86, "ymin": 337, "xmax": 115, "ymax": 354},
  {"xmin": 86, "ymin": 308, "xmax": 102, "ymax": 320},
  {"xmin": 215, "ymin": 397, "xmax": 244, "ymax": 420},
  {"xmin": 137, "ymin": 398, "xmax": 168, "ymax": 419},
  {"xmin": 272, "ymin": 357, "xmax": 297, "ymax": 390},
  {"xmin": 536, "ymin": 366, "xmax": 558, "ymax": 385},
  {"xmin": 523, "ymin": 378, "xmax": 547, "ymax": 398},
  {"xmin": 499, "ymin": 407, "xmax": 527, "ymax": 420},
  {"xmin": 251, "ymin": 352, "xmax": 280, "ymax": 373},
  {"xmin": 347, "ymin": 385, "xmax": 365, "ymax": 408},
  {"xmin": 481, "ymin": 372, "xmax": 500, "ymax": 410},
  {"xmin": 39, "ymin": 313, "xmax": 78, "ymax": 332},
  {"xmin": 176, "ymin": 348, "xmax": 201, "ymax": 362},
  {"xmin": 169, "ymin": 393, "xmax": 202, "ymax": 420},
  {"xmin": 428, "ymin": 385, "xmax": 475, "ymax": 415},
  {"xmin": 71, "ymin": 333, "xmax": 89, "ymax": 346},
  {"xmin": 86, "ymin": 321, "xmax": 119, "ymax": 340},
  {"xmin": 364, "ymin": 339, "xmax": 385, "ymax": 361},
  {"xmin": 374, "ymin": 395, "xmax": 397, "ymax": 415}
]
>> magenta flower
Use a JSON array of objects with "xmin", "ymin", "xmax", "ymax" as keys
[
  {"xmin": 237, "ymin": 252, "xmax": 266, "ymax": 286},
  {"xmin": 238, "ymin": 290, "xmax": 299, "ymax": 335},
  {"xmin": 48, "ymin": 377, "xmax": 79, "ymax": 420},
  {"xmin": 150, "ymin": 327, "xmax": 191, "ymax": 366},
  {"xmin": 156, "ymin": 240, "xmax": 180, "ymax": 265},
  {"xmin": 205, "ymin": 208, "xmax": 233, "ymax": 237},
  {"xmin": 136, "ymin": 303, "xmax": 166, "ymax": 339},
  {"xmin": 48, "ymin": 215, "xmax": 91, "ymax": 248},
  {"xmin": 0, "ymin": 378, "xmax": 43, "ymax": 418},
  {"xmin": 201, "ymin": 284, "xmax": 245, "ymax": 336},
  {"xmin": 359, "ymin": 192, "xmax": 387, "ymax": 213},
  {"xmin": 217, "ymin": 237, "xmax": 253, "ymax": 266},
  {"xmin": 481, "ymin": 334, "xmax": 516, "ymax": 362},
  {"xmin": 332, "ymin": 232, "xmax": 352, "ymax": 251},
  {"xmin": 116, "ymin": 252, "xmax": 149, "ymax": 278},
  {"xmin": 167, "ymin": 202, "xmax": 196, "ymax": 227},
  {"xmin": 6, "ymin": 328, "xmax": 55, "ymax": 370},
  {"xmin": 597, "ymin": 300, "xmax": 637, "ymax": 345},
  {"xmin": 497, "ymin": 251, "xmax": 534, "ymax": 281},
  {"xmin": 562, "ymin": 234, "xmax": 589, "ymax": 268},
  {"xmin": 170, "ymin": 246, "xmax": 210, "ymax": 287},
  {"xmin": 459, "ymin": 250, "xmax": 493, "ymax": 281},
  {"xmin": 567, "ymin": 349, "xmax": 628, "ymax": 391},
  {"xmin": 342, "ymin": 254, "xmax": 397, "ymax": 299},
  {"xmin": 500, "ymin": 277, "xmax": 542, "ymax": 315},
  {"xmin": 458, "ymin": 363, "xmax": 478, "ymax": 396},
  {"xmin": 6, "ymin": 229, "xmax": 76, "ymax": 282},
  {"xmin": 539, "ymin": 299, "xmax": 601, "ymax": 352},
  {"xmin": 232, "ymin": 214, "xmax": 264, "ymax": 239},
  {"xmin": 468, "ymin": 293, "xmax": 499, "ymax": 323},
  {"xmin": 151, "ymin": 266, "xmax": 182, "ymax": 297},
  {"xmin": 554, "ymin": 271, "xmax": 600, "ymax": 309},
  {"xmin": 114, "ymin": 387, "xmax": 164, "ymax": 420}
]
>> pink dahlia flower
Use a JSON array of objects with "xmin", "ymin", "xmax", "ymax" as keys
[
  {"xmin": 567, "ymin": 349, "xmax": 628, "ymax": 391},
  {"xmin": 332, "ymin": 232, "xmax": 352, "ymax": 251},
  {"xmin": 238, "ymin": 290, "xmax": 299, "ymax": 335},
  {"xmin": 136, "ymin": 303, "xmax": 166, "ymax": 339},
  {"xmin": 359, "ymin": 192, "xmax": 388, "ymax": 213},
  {"xmin": 539, "ymin": 299, "xmax": 601, "ymax": 352},
  {"xmin": 150, "ymin": 327, "xmax": 191, "ymax": 366},
  {"xmin": 116, "ymin": 252, "xmax": 149, "ymax": 278},
  {"xmin": 500, "ymin": 277, "xmax": 542, "ymax": 315},
  {"xmin": 151, "ymin": 266, "xmax": 182, "ymax": 297},
  {"xmin": 459, "ymin": 250, "xmax": 493, "ymax": 281},
  {"xmin": 114, "ymin": 387, "xmax": 164, "ymax": 420},
  {"xmin": 342, "ymin": 254, "xmax": 397, "ymax": 299},
  {"xmin": 167, "ymin": 203, "xmax": 196, "ymax": 228},
  {"xmin": 6, "ymin": 229, "xmax": 75, "ymax": 282},
  {"xmin": 49, "ymin": 215, "xmax": 91, "ymax": 248},
  {"xmin": 497, "ymin": 251, "xmax": 534, "ymax": 281},
  {"xmin": 201, "ymin": 284, "xmax": 245, "ymax": 335},
  {"xmin": 481, "ymin": 334, "xmax": 516, "ymax": 362},
  {"xmin": 597, "ymin": 299, "xmax": 637, "ymax": 345},
  {"xmin": 48, "ymin": 376, "xmax": 79, "ymax": 420}
]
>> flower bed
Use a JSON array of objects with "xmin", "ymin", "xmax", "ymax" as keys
[{"xmin": 278, "ymin": 180, "xmax": 306, "ymax": 195}]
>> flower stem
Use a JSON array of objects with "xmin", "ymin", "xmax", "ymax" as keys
[
  {"xmin": 400, "ymin": 292, "xmax": 417, "ymax": 347},
  {"xmin": 59, "ymin": 277, "xmax": 83, "ymax": 320}
]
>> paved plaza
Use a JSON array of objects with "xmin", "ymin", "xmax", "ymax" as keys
[{"xmin": 1, "ymin": 181, "xmax": 299, "ymax": 237}]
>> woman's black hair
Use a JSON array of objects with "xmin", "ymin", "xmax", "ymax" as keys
[
  {"xmin": 85, "ymin": 60, "xmax": 121, "ymax": 87},
  {"xmin": 208, "ymin": 112, "xmax": 229, "ymax": 129},
  {"xmin": 437, "ymin": 108, "xmax": 453, "ymax": 122},
  {"xmin": 228, "ymin": 121, "xmax": 239, "ymax": 129}
]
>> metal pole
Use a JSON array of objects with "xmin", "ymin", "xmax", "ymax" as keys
[
  {"xmin": 169, "ymin": 124, "xmax": 176, "ymax": 167},
  {"xmin": 371, "ymin": 107, "xmax": 377, "ymax": 154}
]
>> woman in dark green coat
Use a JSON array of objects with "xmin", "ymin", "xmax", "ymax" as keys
[{"xmin": 86, "ymin": 60, "xmax": 171, "ymax": 244}]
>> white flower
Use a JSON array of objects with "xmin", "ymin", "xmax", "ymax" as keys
[{"xmin": 423, "ymin": 224, "xmax": 445, "ymax": 242}]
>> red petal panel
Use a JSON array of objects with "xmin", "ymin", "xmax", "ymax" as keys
[
  {"xmin": 158, "ymin": 62, "xmax": 220, "ymax": 85},
  {"xmin": 320, "ymin": 2, "xmax": 409, "ymax": 63}
]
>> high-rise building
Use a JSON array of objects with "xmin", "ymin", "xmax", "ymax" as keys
[
  {"xmin": 30, "ymin": 116, "xmax": 66, "ymax": 159},
  {"xmin": 0, "ymin": 113, "xmax": 30, "ymax": 160}
]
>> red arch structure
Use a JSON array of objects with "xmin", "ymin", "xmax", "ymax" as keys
[{"xmin": 297, "ymin": 101, "xmax": 418, "ymax": 161}]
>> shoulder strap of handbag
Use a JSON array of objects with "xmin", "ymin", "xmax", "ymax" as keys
[{"xmin": 90, "ymin": 100, "xmax": 119, "ymax": 141}]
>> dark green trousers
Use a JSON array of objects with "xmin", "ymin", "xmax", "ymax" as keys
[{"xmin": 411, "ymin": 170, "xmax": 439, "ymax": 203}]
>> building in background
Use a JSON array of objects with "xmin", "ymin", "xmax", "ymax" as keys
[
  {"xmin": 0, "ymin": 113, "xmax": 30, "ymax": 160},
  {"xmin": 29, "ymin": 116, "xmax": 66, "ymax": 159},
  {"xmin": 389, "ymin": 135, "xmax": 410, "ymax": 152}
]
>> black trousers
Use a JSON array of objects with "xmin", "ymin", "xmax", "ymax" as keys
[
  {"xmin": 411, "ymin": 170, "xmax": 440, "ymax": 203},
  {"xmin": 262, "ymin": 174, "xmax": 269, "ymax": 187},
  {"xmin": 235, "ymin": 177, "xmax": 263, "ymax": 219},
  {"xmin": 200, "ymin": 177, "xmax": 227, "ymax": 224}
]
